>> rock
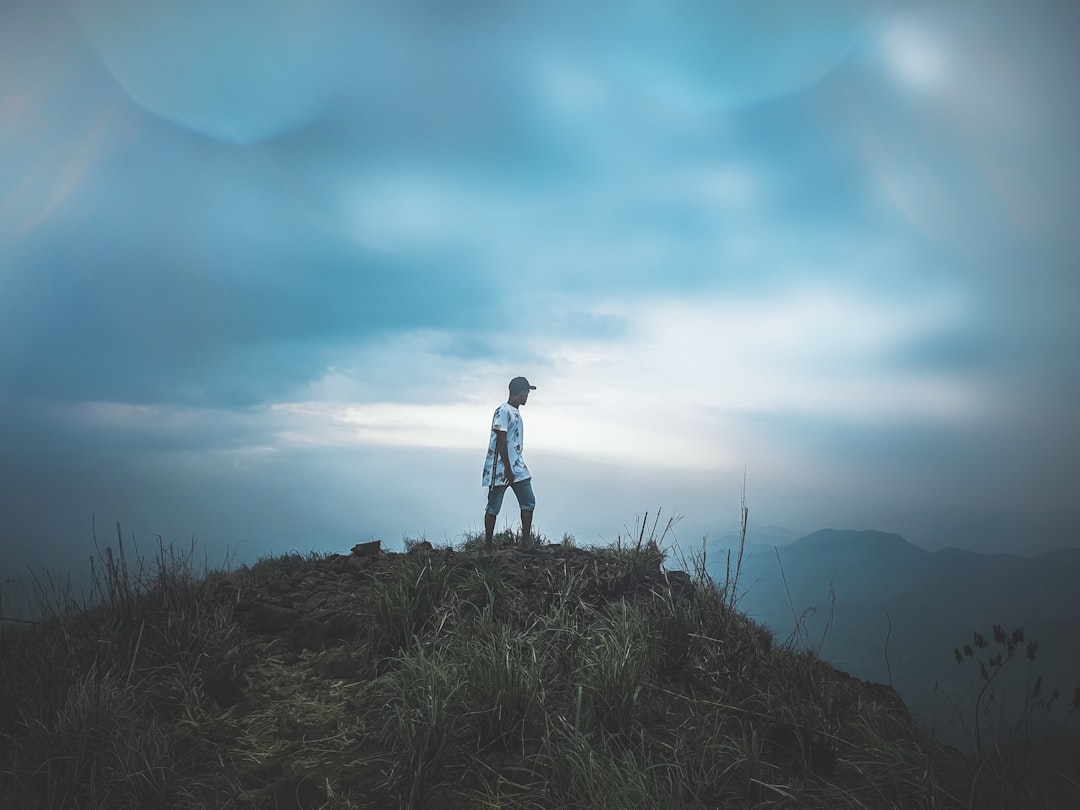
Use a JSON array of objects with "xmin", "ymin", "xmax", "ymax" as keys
[
  {"xmin": 351, "ymin": 540, "xmax": 381, "ymax": 557},
  {"xmin": 407, "ymin": 540, "xmax": 434, "ymax": 554}
]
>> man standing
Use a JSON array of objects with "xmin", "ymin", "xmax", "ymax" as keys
[{"xmin": 482, "ymin": 376, "xmax": 537, "ymax": 552}]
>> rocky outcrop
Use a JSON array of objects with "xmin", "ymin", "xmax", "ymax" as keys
[
  {"xmin": 216, "ymin": 542, "xmax": 695, "ymax": 653},
  {"xmin": 217, "ymin": 552, "xmax": 377, "ymax": 651}
]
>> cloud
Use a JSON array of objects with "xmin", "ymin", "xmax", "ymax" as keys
[
  {"xmin": 1, "ymin": 134, "xmax": 502, "ymax": 406},
  {"xmin": 257, "ymin": 285, "xmax": 982, "ymax": 482},
  {"xmin": 2, "ymin": 0, "xmax": 1080, "ymax": 566}
]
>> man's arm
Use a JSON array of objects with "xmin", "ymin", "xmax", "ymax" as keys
[{"xmin": 494, "ymin": 429, "xmax": 515, "ymax": 483}]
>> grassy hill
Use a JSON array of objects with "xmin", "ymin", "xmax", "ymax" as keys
[{"xmin": 0, "ymin": 530, "xmax": 1070, "ymax": 809}]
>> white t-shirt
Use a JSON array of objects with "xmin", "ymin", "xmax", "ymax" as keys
[{"xmin": 482, "ymin": 402, "xmax": 531, "ymax": 486}]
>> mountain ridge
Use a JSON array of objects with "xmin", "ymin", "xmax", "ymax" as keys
[{"xmin": 707, "ymin": 524, "xmax": 1080, "ymax": 794}]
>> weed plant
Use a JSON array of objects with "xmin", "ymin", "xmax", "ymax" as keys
[{"xmin": 946, "ymin": 623, "xmax": 1080, "ymax": 786}]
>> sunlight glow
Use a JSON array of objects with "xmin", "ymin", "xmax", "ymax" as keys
[
  {"xmin": 879, "ymin": 20, "xmax": 948, "ymax": 93},
  {"xmin": 539, "ymin": 289, "xmax": 978, "ymax": 422},
  {"xmin": 265, "ymin": 288, "xmax": 982, "ymax": 475}
]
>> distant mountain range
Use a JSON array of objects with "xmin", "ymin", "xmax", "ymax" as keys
[{"xmin": 704, "ymin": 529, "xmax": 1080, "ymax": 754}]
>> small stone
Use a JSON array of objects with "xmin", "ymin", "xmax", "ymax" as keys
[{"xmin": 351, "ymin": 540, "xmax": 381, "ymax": 556}]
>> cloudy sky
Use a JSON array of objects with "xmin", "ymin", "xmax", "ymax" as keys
[{"xmin": 3, "ymin": 0, "xmax": 1079, "ymax": 579}]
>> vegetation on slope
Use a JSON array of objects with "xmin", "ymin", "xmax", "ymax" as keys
[{"xmin": 0, "ymin": 525, "xmax": 1068, "ymax": 809}]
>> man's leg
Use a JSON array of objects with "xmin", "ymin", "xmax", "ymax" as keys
[
  {"xmin": 513, "ymin": 479, "xmax": 536, "ymax": 549},
  {"xmin": 520, "ymin": 509, "xmax": 534, "ymax": 549},
  {"xmin": 485, "ymin": 485, "xmax": 507, "ymax": 552},
  {"xmin": 507, "ymin": 481, "xmax": 537, "ymax": 552}
]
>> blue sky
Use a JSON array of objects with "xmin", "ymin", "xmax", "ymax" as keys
[{"xmin": 3, "ymin": 0, "xmax": 1079, "ymax": 577}]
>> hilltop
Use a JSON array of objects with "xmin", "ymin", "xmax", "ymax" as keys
[{"xmin": 0, "ymin": 533, "xmax": 1068, "ymax": 809}]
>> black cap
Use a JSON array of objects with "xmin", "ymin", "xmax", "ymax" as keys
[{"xmin": 509, "ymin": 376, "xmax": 536, "ymax": 393}]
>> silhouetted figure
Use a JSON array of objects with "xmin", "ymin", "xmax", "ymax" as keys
[{"xmin": 482, "ymin": 376, "xmax": 537, "ymax": 552}]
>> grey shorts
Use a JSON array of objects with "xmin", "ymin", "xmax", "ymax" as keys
[{"xmin": 485, "ymin": 478, "xmax": 536, "ymax": 515}]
